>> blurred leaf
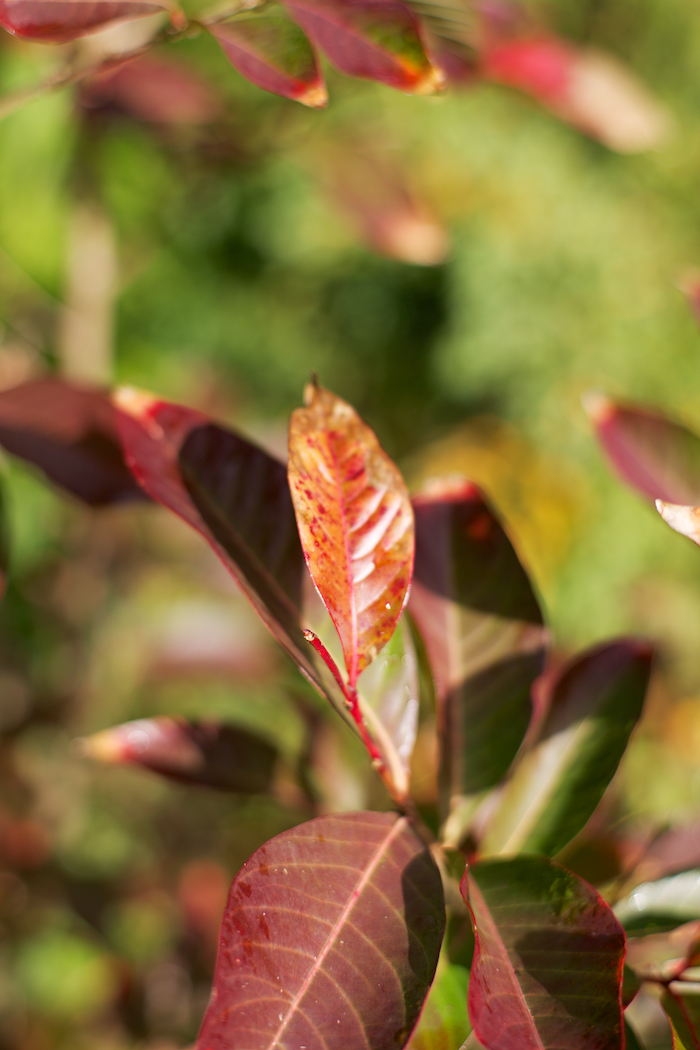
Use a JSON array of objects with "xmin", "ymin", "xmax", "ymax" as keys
[
  {"xmin": 585, "ymin": 393, "xmax": 700, "ymax": 506},
  {"xmin": 0, "ymin": 378, "xmax": 147, "ymax": 505},
  {"xmin": 81, "ymin": 53, "xmax": 222, "ymax": 124},
  {"xmin": 405, "ymin": 958, "xmax": 470, "ymax": 1050},
  {"xmin": 16, "ymin": 929, "xmax": 117, "ymax": 1018},
  {"xmin": 615, "ymin": 871, "xmax": 700, "ymax": 933},
  {"xmin": 357, "ymin": 612, "xmax": 419, "ymax": 780},
  {"xmin": 408, "ymin": 478, "xmax": 547, "ymax": 844},
  {"xmin": 462, "ymin": 855, "xmax": 626, "ymax": 1050},
  {"xmin": 288, "ymin": 380, "xmax": 414, "ymax": 689},
  {"xmin": 480, "ymin": 639, "xmax": 653, "ymax": 857},
  {"xmin": 655, "ymin": 502, "xmax": 700, "ymax": 548},
  {"xmin": 208, "ymin": 7, "xmax": 327, "ymax": 108},
  {"xmin": 624, "ymin": 1021, "xmax": 646, "ymax": 1050},
  {"xmin": 79, "ymin": 716, "xmax": 278, "ymax": 793},
  {"xmin": 282, "ymin": 0, "xmax": 443, "ymax": 94},
  {"xmin": 626, "ymin": 921, "xmax": 700, "ymax": 982},
  {"xmin": 0, "ymin": 0, "xmax": 166, "ymax": 42},
  {"xmin": 662, "ymin": 985, "xmax": 700, "ymax": 1050},
  {"xmin": 196, "ymin": 811, "xmax": 445, "ymax": 1050},
  {"xmin": 114, "ymin": 389, "xmax": 350, "ymax": 721}
]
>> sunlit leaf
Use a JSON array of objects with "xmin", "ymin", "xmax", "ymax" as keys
[
  {"xmin": 197, "ymin": 811, "xmax": 445, "ymax": 1050},
  {"xmin": 114, "ymin": 388, "xmax": 347, "ymax": 721},
  {"xmin": 480, "ymin": 639, "xmax": 653, "ymax": 857},
  {"xmin": 282, "ymin": 0, "xmax": 443, "ymax": 94},
  {"xmin": 78, "ymin": 716, "xmax": 278, "ymax": 794},
  {"xmin": 0, "ymin": 0, "xmax": 166, "ymax": 42},
  {"xmin": 662, "ymin": 985, "xmax": 700, "ymax": 1050},
  {"xmin": 462, "ymin": 855, "xmax": 626, "ymax": 1050},
  {"xmin": 615, "ymin": 870, "xmax": 700, "ymax": 934},
  {"xmin": 585, "ymin": 392, "xmax": 700, "ymax": 506},
  {"xmin": 408, "ymin": 478, "xmax": 547, "ymax": 844},
  {"xmin": 208, "ymin": 7, "xmax": 327, "ymax": 108},
  {"xmin": 0, "ymin": 379, "xmax": 147, "ymax": 505},
  {"xmin": 288, "ymin": 381, "xmax": 414, "ymax": 690},
  {"xmin": 655, "ymin": 501, "xmax": 700, "ymax": 548},
  {"xmin": 405, "ymin": 958, "xmax": 470, "ymax": 1050}
]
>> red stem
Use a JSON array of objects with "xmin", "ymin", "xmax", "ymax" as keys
[{"xmin": 303, "ymin": 630, "xmax": 385, "ymax": 767}]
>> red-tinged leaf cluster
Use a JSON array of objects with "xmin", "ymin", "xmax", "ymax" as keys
[
  {"xmin": 0, "ymin": 0, "xmax": 166, "ymax": 42},
  {"xmin": 208, "ymin": 8, "xmax": 327, "ymax": 108},
  {"xmin": 288, "ymin": 381, "xmax": 414, "ymax": 690},
  {"xmin": 197, "ymin": 812, "xmax": 445, "ymax": 1050}
]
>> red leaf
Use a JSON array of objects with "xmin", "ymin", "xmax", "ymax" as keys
[
  {"xmin": 585, "ymin": 392, "xmax": 700, "ymax": 506},
  {"xmin": 81, "ymin": 53, "xmax": 222, "ymax": 124},
  {"xmin": 0, "ymin": 378, "xmax": 146, "ymax": 505},
  {"xmin": 662, "ymin": 985, "xmax": 700, "ymax": 1050},
  {"xmin": 626, "ymin": 921, "xmax": 700, "ymax": 983},
  {"xmin": 208, "ymin": 7, "xmax": 327, "ymax": 108},
  {"xmin": 79, "ymin": 716, "xmax": 278, "ymax": 794},
  {"xmin": 197, "ymin": 811, "xmax": 445, "ymax": 1050},
  {"xmin": 462, "ymin": 855, "xmax": 626, "ymax": 1050},
  {"xmin": 288, "ymin": 381, "xmax": 414, "ymax": 690},
  {"xmin": 282, "ymin": 0, "xmax": 443, "ymax": 94},
  {"xmin": 0, "ymin": 0, "xmax": 166, "ymax": 42},
  {"xmin": 408, "ymin": 478, "xmax": 547, "ymax": 841}
]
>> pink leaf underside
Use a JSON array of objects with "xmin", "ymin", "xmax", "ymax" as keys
[
  {"xmin": 82, "ymin": 716, "xmax": 278, "ymax": 794},
  {"xmin": 0, "ymin": 378, "xmax": 146, "ymax": 505},
  {"xmin": 82, "ymin": 54, "xmax": 222, "ymax": 124},
  {"xmin": 113, "ymin": 391, "xmax": 330, "ymax": 700},
  {"xmin": 282, "ymin": 0, "xmax": 440, "ymax": 93},
  {"xmin": 209, "ymin": 15, "xmax": 326, "ymax": 107},
  {"xmin": 0, "ymin": 0, "xmax": 165, "ymax": 41},
  {"xmin": 288, "ymin": 383, "xmax": 414, "ymax": 689},
  {"xmin": 462, "ymin": 856, "xmax": 626, "ymax": 1050},
  {"xmin": 409, "ymin": 478, "xmax": 546, "ymax": 801},
  {"xmin": 587, "ymin": 395, "xmax": 700, "ymax": 505},
  {"xmin": 197, "ymin": 811, "xmax": 445, "ymax": 1050}
]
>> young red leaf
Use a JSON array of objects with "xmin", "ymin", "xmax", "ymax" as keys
[
  {"xmin": 0, "ymin": 378, "xmax": 147, "ymax": 505},
  {"xmin": 197, "ymin": 811, "xmax": 445, "ymax": 1050},
  {"xmin": 585, "ymin": 392, "xmax": 700, "ymax": 506},
  {"xmin": 662, "ymin": 986, "xmax": 700, "ymax": 1050},
  {"xmin": 0, "ymin": 0, "xmax": 166, "ymax": 42},
  {"xmin": 81, "ymin": 53, "xmax": 222, "ymax": 124},
  {"xmin": 480, "ymin": 639, "xmax": 653, "ymax": 857},
  {"xmin": 208, "ymin": 8, "xmax": 327, "ymax": 108},
  {"xmin": 282, "ymin": 0, "xmax": 443, "ymax": 94},
  {"xmin": 78, "ymin": 716, "xmax": 278, "ymax": 794},
  {"xmin": 288, "ymin": 381, "xmax": 414, "ymax": 691},
  {"xmin": 462, "ymin": 855, "xmax": 626, "ymax": 1050},
  {"xmin": 408, "ymin": 478, "xmax": 547, "ymax": 843}
]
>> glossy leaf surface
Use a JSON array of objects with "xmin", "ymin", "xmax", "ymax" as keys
[
  {"xmin": 283, "ymin": 0, "xmax": 442, "ymax": 94},
  {"xmin": 462, "ymin": 855, "xmax": 626, "ymax": 1050},
  {"xmin": 288, "ymin": 382, "xmax": 414, "ymax": 689},
  {"xmin": 80, "ymin": 717, "xmax": 278, "ymax": 794},
  {"xmin": 208, "ymin": 8, "xmax": 326, "ymax": 108},
  {"xmin": 585, "ymin": 393, "xmax": 700, "ymax": 505},
  {"xmin": 114, "ymin": 390, "xmax": 346, "ymax": 718},
  {"xmin": 0, "ymin": 0, "xmax": 165, "ymax": 41},
  {"xmin": 197, "ymin": 811, "xmax": 445, "ymax": 1050},
  {"xmin": 408, "ymin": 479, "xmax": 547, "ymax": 838},
  {"xmin": 0, "ymin": 379, "xmax": 146, "ymax": 505},
  {"xmin": 615, "ymin": 870, "xmax": 700, "ymax": 934},
  {"xmin": 480, "ymin": 639, "xmax": 653, "ymax": 857},
  {"xmin": 662, "ymin": 986, "xmax": 700, "ymax": 1050}
]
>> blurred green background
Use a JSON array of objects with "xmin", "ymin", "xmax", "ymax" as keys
[{"xmin": 0, "ymin": 0, "xmax": 700, "ymax": 1046}]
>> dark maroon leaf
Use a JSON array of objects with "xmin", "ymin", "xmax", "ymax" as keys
[
  {"xmin": 0, "ymin": 0, "xmax": 166, "ymax": 42},
  {"xmin": 0, "ymin": 379, "xmax": 146, "ymax": 505},
  {"xmin": 462, "ymin": 855, "xmax": 626, "ymax": 1050},
  {"xmin": 283, "ymin": 0, "xmax": 442, "ymax": 94},
  {"xmin": 197, "ymin": 811, "xmax": 445, "ymax": 1050},
  {"xmin": 662, "ymin": 986, "xmax": 700, "ymax": 1050},
  {"xmin": 408, "ymin": 478, "xmax": 547, "ymax": 843},
  {"xmin": 585, "ymin": 392, "xmax": 700, "ymax": 505},
  {"xmin": 208, "ymin": 7, "xmax": 327, "ymax": 108},
  {"xmin": 114, "ymin": 389, "xmax": 347, "ymax": 721},
  {"xmin": 480, "ymin": 638, "xmax": 653, "ymax": 857},
  {"xmin": 79, "ymin": 716, "xmax": 278, "ymax": 794}
]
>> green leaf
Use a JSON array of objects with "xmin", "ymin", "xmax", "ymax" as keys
[
  {"xmin": 480, "ymin": 639, "xmax": 653, "ymax": 857},
  {"xmin": 662, "ymin": 985, "xmax": 700, "ymax": 1050},
  {"xmin": 406, "ymin": 959, "xmax": 470, "ymax": 1050}
]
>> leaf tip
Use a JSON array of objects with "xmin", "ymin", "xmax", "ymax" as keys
[
  {"xmin": 656, "ymin": 500, "xmax": 700, "ymax": 544},
  {"xmin": 74, "ymin": 728, "xmax": 125, "ymax": 764},
  {"xmin": 113, "ymin": 385, "xmax": 159, "ymax": 420},
  {"xmin": 410, "ymin": 61, "xmax": 446, "ymax": 96},
  {"xmin": 298, "ymin": 81, "xmax": 328, "ymax": 107},
  {"xmin": 582, "ymin": 389, "xmax": 614, "ymax": 425}
]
